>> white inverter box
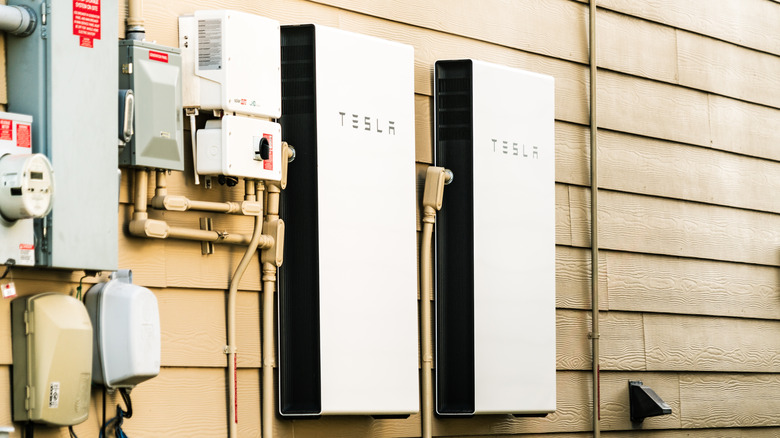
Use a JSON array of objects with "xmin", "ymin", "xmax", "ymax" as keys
[
  {"xmin": 434, "ymin": 59, "xmax": 556, "ymax": 415},
  {"xmin": 278, "ymin": 25, "xmax": 418, "ymax": 416},
  {"xmin": 179, "ymin": 10, "xmax": 281, "ymax": 119}
]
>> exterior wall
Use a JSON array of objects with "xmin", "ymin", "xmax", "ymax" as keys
[{"xmin": 1, "ymin": 0, "xmax": 779, "ymax": 436}]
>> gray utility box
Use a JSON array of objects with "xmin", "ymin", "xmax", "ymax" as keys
[
  {"xmin": 118, "ymin": 41, "xmax": 184, "ymax": 171},
  {"xmin": 6, "ymin": 0, "xmax": 119, "ymax": 270}
]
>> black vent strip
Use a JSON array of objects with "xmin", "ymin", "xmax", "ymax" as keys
[
  {"xmin": 433, "ymin": 60, "xmax": 476, "ymax": 416},
  {"xmin": 278, "ymin": 25, "xmax": 322, "ymax": 416}
]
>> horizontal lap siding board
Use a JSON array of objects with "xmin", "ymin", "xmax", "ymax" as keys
[
  {"xmin": 592, "ymin": 0, "xmax": 780, "ymax": 56},
  {"xmin": 564, "ymin": 186, "xmax": 780, "ymax": 266},
  {"xmin": 598, "ymin": 130, "xmax": 780, "ymax": 214},
  {"xmin": 643, "ymin": 314, "xmax": 780, "ymax": 373},
  {"xmin": 156, "ymin": 288, "xmax": 262, "ymax": 368},
  {"xmin": 677, "ymin": 30, "xmax": 780, "ymax": 108},
  {"xmin": 606, "ymin": 252, "xmax": 780, "ymax": 320},
  {"xmin": 599, "ymin": 71, "xmax": 780, "ymax": 162},
  {"xmin": 679, "ymin": 374, "xmax": 780, "ymax": 429},
  {"xmin": 307, "ymin": 0, "xmax": 590, "ymax": 63}
]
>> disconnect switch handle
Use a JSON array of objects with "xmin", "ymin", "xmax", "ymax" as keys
[{"xmin": 118, "ymin": 90, "xmax": 135, "ymax": 144}]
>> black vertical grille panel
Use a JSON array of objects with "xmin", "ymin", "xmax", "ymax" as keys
[
  {"xmin": 278, "ymin": 25, "xmax": 322, "ymax": 416},
  {"xmin": 434, "ymin": 60, "xmax": 475, "ymax": 416}
]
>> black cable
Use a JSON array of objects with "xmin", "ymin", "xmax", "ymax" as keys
[
  {"xmin": 25, "ymin": 422, "xmax": 33, "ymax": 438},
  {"xmin": 100, "ymin": 388, "xmax": 132, "ymax": 438},
  {"xmin": 0, "ymin": 260, "xmax": 14, "ymax": 280},
  {"xmin": 100, "ymin": 387, "xmax": 109, "ymax": 438},
  {"xmin": 119, "ymin": 388, "xmax": 133, "ymax": 419},
  {"xmin": 68, "ymin": 425, "xmax": 79, "ymax": 438}
]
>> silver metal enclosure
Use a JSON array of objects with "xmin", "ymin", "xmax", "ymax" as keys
[
  {"xmin": 6, "ymin": 0, "xmax": 119, "ymax": 270},
  {"xmin": 118, "ymin": 40, "xmax": 184, "ymax": 170}
]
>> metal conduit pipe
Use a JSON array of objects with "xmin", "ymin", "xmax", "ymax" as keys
[
  {"xmin": 151, "ymin": 170, "xmax": 263, "ymax": 216},
  {"xmin": 589, "ymin": 1, "xmax": 601, "ymax": 437},
  {"xmin": 129, "ymin": 169, "xmax": 272, "ymax": 247},
  {"xmin": 420, "ymin": 166, "xmax": 453, "ymax": 438},
  {"xmin": 126, "ymin": 0, "xmax": 145, "ymax": 40},
  {"xmin": 261, "ymin": 182, "xmax": 283, "ymax": 438},
  {"xmin": 227, "ymin": 181, "xmax": 265, "ymax": 438},
  {"xmin": 0, "ymin": 5, "xmax": 36, "ymax": 37}
]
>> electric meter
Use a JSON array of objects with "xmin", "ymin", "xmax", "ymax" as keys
[{"xmin": 0, "ymin": 153, "xmax": 54, "ymax": 220}]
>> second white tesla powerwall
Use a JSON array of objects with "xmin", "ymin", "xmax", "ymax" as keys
[
  {"xmin": 434, "ymin": 59, "xmax": 556, "ymax": 415},
  {"xmin": 278, "ymin": 25, "xmax": 418, "ymax": 416}
]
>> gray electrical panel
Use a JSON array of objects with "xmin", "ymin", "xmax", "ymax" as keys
[
  {"xmin": 6, "ymin": 0, "xmax": 119, "ymax": 270},
  {"xmin": 118, "ymin": 40, "xmax": 184, "ymax": 170}
]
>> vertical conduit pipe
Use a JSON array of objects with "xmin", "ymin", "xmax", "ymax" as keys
[
  {"xmin": 227, "ymin": 181, "xmax": 264, "ymax": 438},
  {"xmin": 262, "ymin": 183, "xmax": 281, "ymax": 438},
  {"xmin": 420, "ymin": 167, "xmax": 452, "ymax": 438},
  {"xmin": 126, "ymin": 0, "xmax": 145, "ymax": 40},
  {"xmin": 589, "ymin": 1, "xmax": 601, "ymax": 437}
]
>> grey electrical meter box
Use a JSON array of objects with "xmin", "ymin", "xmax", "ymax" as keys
[
  {"xmin": 6, "ymin": 0, "xmax": 119, "ymax": 270},
  {"xmin": 11, "ymin": 293, "xmax": 93, "ymax": 426},
  {"xmin": 118, "ymin": 41, "xmax": 184, "ymax": 170}
]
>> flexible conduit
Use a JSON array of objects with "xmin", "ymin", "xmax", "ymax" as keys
[{"xmin": 589, "ymin": 1, "xmax": 601, "ymax": 437}]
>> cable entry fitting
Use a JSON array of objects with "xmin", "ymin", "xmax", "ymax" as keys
[
  {"xmin": 419, "ymin": 166, "xmax": 453, "ymax": 438},
  {"xmin": 0, "ymin": 5, "xmax": 37, "ymax": 37}
]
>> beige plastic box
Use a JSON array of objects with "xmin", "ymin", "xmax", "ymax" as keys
[{"xmin": 11, "ymin": 293, "xmax": 93, "ymax": 425}]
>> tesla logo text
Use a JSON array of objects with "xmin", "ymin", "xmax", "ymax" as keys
[
  {"xmin": 492, "ymin": 139, "xmax": 539, "ymax": 159},
  {"xmin": 339, "ymin": 112, "xmax": 395, "ymax": 135}
]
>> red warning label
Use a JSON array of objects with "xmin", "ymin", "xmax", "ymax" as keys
[
  {"xmin": 149, "ymin": 51, "xmax": 169, "ymax": 63},
  {"xmin": 0, "ymin": 120, "xmax": 12, "ymax": 141},
  {"xmin": 16, "ymin": 124, "xmax": 31, "ymax": 148},
  {"xmin": 73, "ymin": 0, "xmax": 101, "ymax": 48},
  {"xmin": 263, "ymin": 134, "xmax": 273, "ymax": 171}
]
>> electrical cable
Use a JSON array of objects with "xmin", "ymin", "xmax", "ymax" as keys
[
  {"xmin": 100, "ymin": 388, "xmax": 132, "ymax": 438},
  {"xmin": 25, "ymin": 422, "xmax": 33, "ymax": 438},
  {"xmin": 68, "ymin": 425, "xmax": 79, "ymax": 438},
  {"xmin": 0, "ymin": 260, "xmax": 13, "ymax": 280}
]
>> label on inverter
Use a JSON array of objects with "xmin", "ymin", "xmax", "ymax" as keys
[
  {"xmin": 73, "ymin": 0, "xmax": 101, "ymax": 48},
  {"xmin": 198, "ymin": 19, "xmax": 222, "ymax": 70}
]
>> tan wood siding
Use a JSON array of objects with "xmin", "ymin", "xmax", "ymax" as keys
[
  {"xmin": 0, "ymin": 0, "xmax": 778, "ymax": 436},
  {"xmin": 593, "ymin": 0, "xmax": 780, "ymax": 55}
]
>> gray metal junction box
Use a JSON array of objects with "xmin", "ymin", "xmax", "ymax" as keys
[
  {"xmin": 118, "ymin": 40, "xmax": 184, "ymax": 171},
  {"xmin": 6, "ymin": 0, "xmax": 119, "ymax": 270}
]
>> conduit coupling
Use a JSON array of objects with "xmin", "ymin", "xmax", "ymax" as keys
[{"xmin": 0, "ymin": 5, "xmax": 36, "ymax": 37}]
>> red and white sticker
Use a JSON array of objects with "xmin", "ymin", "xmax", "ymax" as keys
[
  {"xmin": 2, "ymin": 282, "xmax": 16, "ymax": 299},
  {"xmin": 149, "ymin": 51, "xmax": 169, "ymax": 63},
  {"xmin": 0, "ymin": 120, "xmax": 12, "ymax": 141},
  {"xmin": 73, "ymin": 0, "xmax": 101, "ymax": 48},
  {"xmin": 263, "ymin": 134, "xmax": 273, "ymax": 171},
  {"xmin": 19, "ymin": 244, "xmax": 34, "ymax": 265},
  {"xmin": 16, "ymin": 124, "xmax": 31, "ymax": 148}
]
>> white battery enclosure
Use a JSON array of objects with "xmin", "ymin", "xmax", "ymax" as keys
[
  {"xmin": 197, "ymin": 116, "xmax": 282, "ymax": 181},
  {"xmin": 434, "ymin": 59, "xmax": 556, "ymax": 415},
  {"xmin": 11, "ymin": 293, "xmax": 93, "ymax": 426},
  {"xmin": 0, "ymin": 112, "xmax": 37, "ymax": 266},
  {"xmin": 0, "ymin": 153, "xmax": 54, "ymax": 220},
  {"xmin": 179, "ymin": 10, "xmax": 281, "ymax": 118},
  {"xmin": 85, "ymin": 273, "xmax": 160, "ymax": 389},
  {"xmin": 279, "ymin": 25, "xmax": 418, "ymax": 416}
]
